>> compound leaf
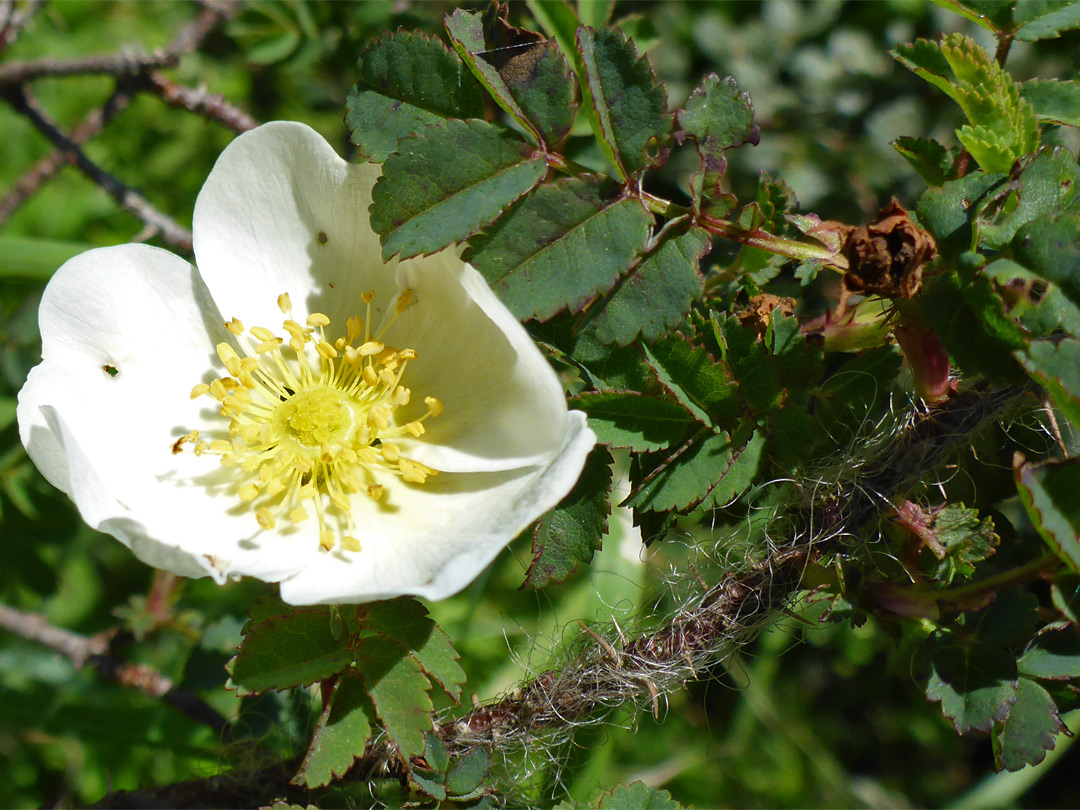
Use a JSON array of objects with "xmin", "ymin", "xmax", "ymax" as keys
[
  {"xmin": 1018, "ymin": 628, "xmax": 1080, "ymax": 680},
  {"xmin": 1013, "ymin": 0, "xmax": 1080, "ymax": 41},
  {"xmin": 993, "ymin": 677, "xmax": 1064, "ymax": 771},
  {"xmin": 925, "ymin": 640, "xmax": 1018, "ymax": 734},
  {"xmin": 294, "ymin": 674, "xmax": 374, "ymax": 788},
  {"xmin": 364, "ymin": 599, "xmax": 466, "ymax": 701},
  {"xmin": 354, "ymin": 635, "xmax": 433, "ymax": 760},
  {"xmin": 1022, "ymin": 79, "xmax": 1080, "ymax": 126},
  {"xmin": 643, "ymin": 336, "xmax": 742, "ymax": 425},
  {"xmin": 571, "ymin": 391, "xmax": 695, "ymax": 452},
  {"xmin": 625, "ymin": 429, "xmax": 741, "ymax": 513}
]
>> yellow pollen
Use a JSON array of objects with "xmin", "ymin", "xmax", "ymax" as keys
[{"xmin": 182, "ymin": 295, "xmax": 443, "ymax": 553}]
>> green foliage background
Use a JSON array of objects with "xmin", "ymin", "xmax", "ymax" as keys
[{"xmin": 2, "ymin": 1, "xmax": 1080, "ymax": 808}]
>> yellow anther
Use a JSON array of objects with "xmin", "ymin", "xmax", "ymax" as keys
[
  {"xmin": 368, "ymin": 407, "xmax": 389, "ymax": 431},
  {"xmin": 256, "ymin": 339, "xmax": 282, "ymax": 354},
  {"xmin": 290, "ymin": 335, "xmax": 306, "ymax": 353},
  {"xmin": 277, "ymin": 293, "xmax": 292, "ymax": 313},
  {"xmin": 347, "ymin": 316, "xmax": 364, "ymax": 342},
  {"xmin": 256, "ymin": 509, "xmax": 276, "ymax": 530},
  {"xmin": 307, "ymin": 313, "xmax": 331, "ymax": 327},
  {"xmin": 266, "ymin": 478, "xmax": 287, "ymax": 497},
  {"xmin": 209, "ymin": 440, "xmax": 232, "ymax": 453},
  {"xmin": 362, "ymin": 290, "xmax": 376, "ymax": 304},
  {"xmin": 320, "ymin": 531, "xmax": 336, "ymax": 551},
  {"xmin": 226, "ymin": 318, "xmax": 244, "ymax": 335},
  {"xmin": 238, "ymin": 483, "xmax": 260, "ymax": 501},
  {"xmin": 220, "ymin": 377, "xmax": 240, "ymax": 390},
  {"xmin": 190, "ymin": 383, "xmax": 210, "ymax": 399},
  {"xmin": 316, "ymin": 340, "xmax": 338, "ymax": 359},
  {"xmin": 194, "ymin": 441, "xmax": 208, "ymax": 455},
  {"xmin": 395, "ymin": 289, "xmax": 415, "ymax": 313},
  {"xmin": 240, "ymin": 357, "xmax": 259, "ymax": 373},
  {"xmin": 260, "ymin": 422, "xmax": 273, "ymax": 444},
  {"xmin": 344, "ymin": 346, "xmax": 361, "ymax": 367},
  {"xmin": 289, "ymin": 507, "xmax": 308, "ymax": 523},
  {"xmin": 359, "ymin": 340, "xmax": 384, "ymax": 357},
  {"xmin": 342, "ymin": 535, "xmax": 363, "ymax": 551},
  {"xmin": 241, "ymin": 424, "xmax": 261, "ymax": 443},
  {"xmin": 362, "ymin": 366, "xmax": 379, "ymax": 387},
  {"xmin": 217, "ymin": 343, "xmax": 239, "ymax": 366},
  {"xmin": 424, "ymin": 396, "xmax": 443, "ymax": 417},
  {"xmin": 398, "ymin": 348, "xmax": 418, "ymax": 361},
  {"xmin": 380, "ymin": 443, "xmax": 401, "ymax": 462},
  {"xmin": 367, "ymin": 484, "xmax": 384, "ymax": 500},
  {"xmin": 334, "ymin": 337, "xmax": 347, "ymax": 351},
  {"xmin": 399, "ymin": 458, "xmax": 435, "ymax": 484},
  {"xmin": 250, "ymin": 326, "xmax": 277, "ymax": 342},
  {"xmin": 405, "ymin": 421, "xmax": 425, "ymax": 437},
  {"xmin": 379, "ymin": 368, "xmax": 396, "ymax": 386},
  {"xmin": 389, "ymin": 387, "xmax": 411, "ymax": 406},
  {"xmin": 282, "ymin": 319, "xmax": 306, "ymax": 336},
  {"xmin": 209, "ymin": 380, "xmax": 228, "ymax": 401}
]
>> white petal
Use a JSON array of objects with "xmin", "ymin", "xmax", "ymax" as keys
[
  {"xmin": 384, "ymin": 251, "xmax": 570, "ymax": 472},
  {"xmin": 278, "ymin": 411, "xmax": 596, "ymax": 604},
  {"xmin": 18, "ymin": 244, "xmax": 316, "ymax": 584},
  {"xmin": 192, "ymin": 121, "xmax": 395, "ymax": 332}
]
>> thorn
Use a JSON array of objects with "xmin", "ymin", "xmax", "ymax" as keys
[{"xmin": 578, "ymin": 620, "xmax": 620, "ymax": 665}]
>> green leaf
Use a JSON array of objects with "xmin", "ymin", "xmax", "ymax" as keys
[
  {"xmin": 972, "ymin": 589, "xmax": 1040, "ymax": 649},
  {"xmin": 445, "ymin": 748, "xmax": 491, "ymax": 797},
  {"xmin": 1015, "ymin": 454, "xmax": 1080, "ymax": 573},
  {"xmin": 920, "ymin": 269, "xmax": 1027, "ymax": 385},
  {"xmin": 930, "ymin": 504, "xmax": 1000, "ymax": 582},
  {"xmin": 347, "ymin": 31, "xmax": 486, "ymax": 162},
  {"xmin": 466, "ymin": 176, "xmax": 653, "ymax": 321},
  {"xmin": 578, "ymin": 0, "xmax": 614, "ymax": 27},
  {"xmin": 700, "ymin": 428, "xmax": 766, "ymax": 510},
  {"xmin": 930, "ymin": 0, "xmax": 1015, "ymax": 32},
  {"xmin": 226, "ymin": 607, "xmax": 352, "ymax": 696},
  {"xmin": 892, "ymin": 136, "xmax": 952, "ymax": 187},
  {"xmin": 555, "ymin": 781, "xmax": 683, "ymax": 810},
  {"xmin": 371, "ymin": 119, "xmax": 547, "ymax": 261},
  {"xmin": 626, "ymin": 428, "xmax": 746, "ymax": 513},
  {"xmin": 993, "ymin": 678, "xmax": 1064, "ymax": 771},
  {"xmin": 979, "ymin": 148, "xmax": 1080, "ymax": 250},
  {"xmin": 295, "ymin": 674, "xmax": 374, "ymax": 788},
  {"xmin": 576, "ymin": 26, "xmax": 671, "ymax": 179},
  {"xmin": 1018, "ymin": 629, "xmax": 1080, "ymax": 680},
  {"xmin": 677, "ymin": 74, "xmax": 757, "ymax": 202},
  {"xmin": 713, "ymin": 313, "xmax": 782, "ymax": 414},
  {"xmin": 527, "ymin": 0, "xmax": 581, "ymax": 64},
  {"xmin": 364, "ymin": 599, "xmax": 466, "ymax": 701},
  {"xmin": 586, "ymin": 226, "xmax": 710, "ymax": 346},
  {"xmin": 768, "ymin": 311, "xmax": 823, "ymax": 393},
  {"xmin": 642, "ymin": 336, "xmax": 742, "ymax": 425},
  {"xmin": 1022, "ymin": 79, "xmax": 1080, "ymax": 127},
  {"xmin": 526, "ymin": 447, "xmax": 612, "ymax": 588},
  {"xmin": 1016, "ymin": 338, "xmax": 1080, "ymax": 429},
  {"xmin": 570, "ymin": 391, "xmax": 694, "ymax": 452},
  {"xmin": 354, "ymin": 635, "xmax": 434, "ymax": 760},
  {"xmin": 925, "ymin": 641, "xmax": 1018, "ymax": 734},
  {"xmin": 444, "ymin": 8, "xmax": 576, "ymax": 147},
  {"xmin": 1013, "ymin": 0, "xmax": 1080, "ymax": 40},
  {"xmin": 0, "ymin": 236, "xmax": 91, "ymax": 281},
  {"xmin": 916, "ymin": 171, "xmax": 1008, "ymax": 252},
  {"xmin": 1014, "ymin": 212, "xmax": 1080, "ymax": 307}
]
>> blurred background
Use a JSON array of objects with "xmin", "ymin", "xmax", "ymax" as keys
[{"xmin": 1, "ymin": 1, "xmax": 1078, "ymax": 807}]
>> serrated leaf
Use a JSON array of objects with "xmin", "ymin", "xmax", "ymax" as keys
[
  {"xmin": 1019, "ymin": 628, "xmax": 1080, "ymax": 680},
  {"xmin": 713, "ymin": 313, "xmax": 782, "ymax": 414},
  {"xmin": 586, "ymin": 226, "xmax": 710, "ymax": 346},
  {"xmin": 979, "ymin": 148, "xmax": 1080, "ymax": 250},
  {"xmin": 576, "ymin": 26, "xmax": 671, "ymax": 179},
  {"xmin": 643, "ymin": 336, "xmax": 742, "ymax": 425},
  {"xmin": 347, "ymin": 31, "xmax": 486, "ymax": 162},
  {"xmin": 295, "ymin": 674, "xmax": 374, "ymax": 788},
  {"xmin": 227, "ymin": 607, "xmax": 351, "ymax": 696},
  {"xmin": 677, "ymin": 74, "xmax": 757, "ymax": 202},
  {"xmin": 364, "ymin": 599, "xmax": 466, "ymax": 701},
  {"xmin": 354, "ymin": 635, "xmax": 433, "ymax": 760},
  {"xmin": 926, "ymin": 642, "xmax": 1018, "ymax": 734},
  {"xmin": 931, "ymin": 504, "xmax": 1000, "ymax": 582},
  {"xmin": 526, "ymin": 0, "xmax": 581, "ymax": 65},
  {"xmin": 931, "ymin": 0, "xmax": 1015, "ymax": 31},
  {"xmin": 445, "ymin": 8, "xmax": 576, "ymax": 147},
  {"xmin": 891, "ymin": 39, "xmax": 958, "ymax": 97},
  {"xmin": 700, "ymin": 428, "xmax": 766, "ymax": 510},
  {"xmin": 916, "ymin": 171, "xmax": 1008, "ymax": 252},
  {"xmin": 570, "ymin": 391, "xmax": 694, "ymax": 452},
  {"xmin": 1014, "ymin": 212, "xmax": 1080, "ymax": 307},
  {"xmin": 555, "ymin": 781, "xmax": 683, "ymax": 810},
  {"xmin": 626, "ymin": 428, "xmax": 745, "ymax": 513},
  {"xmin": 972, "ymin": 589, "xmax": 1040, "ymax": 649},
  {"xmin": 768, "ymin": 312, "xmax": 822, "ymax": 393},
  {"xmin": 423, "ymin": 731, "xmax": 450, "ymax": 773},
  {"xmin": 893, "ymin": 136, "xmax": 952, "ymax": 187},
  {"xmin": 1013, "ymin": 0, "xmax": 1080, "ymax": 41},
  {"xmin": 466, "ymin": 176, "xmax": 653, "ymax": 321},
  {"xmin": 526, "ymin": 447, "xmax": 612, "ymax": 588},
  {"xmin": 1017, "ymin": 338, "xmax": 1080, "ymax": 429},
  {"xmin": 1022, "ymin": 79, "xmax": 1080, "ymax": 126},
  {"xmin": 445, "ymin": 748, "xmax": 491, "ymax": 797},
  {"xmin": 994, "ymin": 678, "xmax": 1064, "ymax": 771},
  {"xmin": 371, "ymin": 119, "xmax": 547, "ymax": 261},
  {"xmin": 1015, "ymin": 453, "xmax": 1080, "ymax": 572}
]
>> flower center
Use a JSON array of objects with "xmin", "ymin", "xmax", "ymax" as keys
[{"xmin": 179, "ymin": 290, "xmax": 442, "ymax": 553}]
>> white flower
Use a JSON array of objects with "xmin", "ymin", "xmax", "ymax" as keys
[{"xmin": 17, "ymin": 121, "xmax": 595, "ymax": 605}]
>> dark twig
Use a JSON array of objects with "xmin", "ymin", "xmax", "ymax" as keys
[
  {"xmin": 0, "ymin": 85, "xmax": 133, "ymax": 224},
  {"xmin": 0, "ymin": 603, "xmax": 232, "ymax": 740},
  {"xmin": 2, "ymin": 85, "xmax": 194, "ymax": 251},
  {"xmin": 143, "ymin": 71, "xmax": 257, "ymax": 133},
  {"xmin": 0, "ymin": 0, "xmax": 43, "ymax": 55},
  {"xmin": 0, "ymin": 49, "xmax": 180, "ymax": 86}
]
